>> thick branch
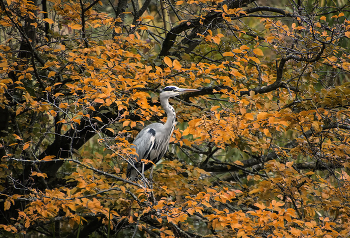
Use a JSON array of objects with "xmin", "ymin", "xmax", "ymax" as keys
[{"xmin": 159, "ymin": 1, "xmax": 291, "ymax": 56}]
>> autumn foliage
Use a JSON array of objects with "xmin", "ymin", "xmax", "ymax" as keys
[{"xmin": 0, "ymin": 0, "xmax": 350, "ymax": 237}]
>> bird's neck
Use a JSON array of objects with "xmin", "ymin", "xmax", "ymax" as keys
[{"xmin": 161, "ymin": 97, "xmax": 176, "ymax": 130}]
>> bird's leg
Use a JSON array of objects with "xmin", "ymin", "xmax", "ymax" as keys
[
  {"xmin": 148, "ymin": 166, "xmax": 154, "ymax": 189},
  {"xmin": 141, "ymin": 163, "xmax": 147, "ymax": 187},
  {"xmin": 149, "ymin": 166, "xmax": 154, "ymax": 181}
]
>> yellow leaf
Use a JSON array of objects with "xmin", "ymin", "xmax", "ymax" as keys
[
  {"xmin": 93, "ymin": 117, "xmax": 103, "ymax": 122},
  {"xmin": 212, "ymin": 36, "xmax": 221, "ymax": 44},
  {"xmin": 244, "ymin": 113, "xmax": 254, "ymax": 120},
  {"xmin": 106, "ymin": 128, "xmax": 114, "ymax": 134},
  {"xmin": 70, "ymin": 24, "xmax": 82, "ymax": 30},
  {"xmin": 345, "ymin": 31, "xmax": 350, "ymax": 38},
  {"xmin": 223, "ymin": 52, "xmax": 234, "ymax": 57},
  {"xmin": 202, "ymin": 201, "xmax": 212, "ymax": 207},
  {"xmin": 123, "ymin": 121, "xmax": 130, "ymax": 127},
  {"xmin": 131, "ymin": 121, "xmax": 136, "ymax": 128},
  {"xmin": 290, "ymin": 227, "xmax": 301, "ymax": 236},
  {"xmin": 263, "ymin": 128, "xmax": 271, "ymax": 137},
  {"xmin": 54, "ymin": 93, "xmax": 63, "ymax": 97},
  {"xmin": 320, "ymin": 16, "xmax": 326, "ymax": 21},
  {"xmin": 13, "ymin": 134, "xmax": 22, "ymax": 140},
  {"xmin": 249, "ymin": 188, "xmax": 260, "ymax": 194},
  {"xmin": 43, "ymin": 18, "xmax": 54, "ymax": 24},
  {"xmin": 163, "ymin": 56, "xmax": 172, "ymax": 67},
  {"xmin": 142, "ymin": 15, "xmax": 154, "ymax": 20},
  {"xmin": 249, "ymin": 56, "xmax": 260, "ymax": 64},
  {"xmin": 42, "ymin": 155, "xmax": 55, "ymax": 161},
  {"xmin": 234, "ymin": 161, "xmax": 244, "ymax": 166},
  {"xmin": 253, "ymin": 48, "xmax": 264, "ymax": 56},
  {"xmin": 183, "ymin": 139, "xmax": 192, "ymax": 147},
  {"xmin": 173, "ymin": 60, "xmax": 181, "ymax": 70},
  {"xmin": 232, "ymin": 49, "xmax": 242, "ymax": 53},
  {"xmin": 31, "ymin": 171, "xmax": 48, "ymax": 178},
  {"xmin": 240, "ymin": 45, "xmax": 250, "ymax": 50},
  {"xmin": 231, "ymin": 69, "xmax": 244, "ymax": 78},
  {"xmin": 266, "ymin": 36, "xmax": 275, "ymax": 43},
  {"xmin": 254, "ymin": 203, "xmax": 266, "ymax": 210},
  {"xmin": 257, "ymin": 112, "xmax": 269, "ymax": 120},
  {"xmin": 48, "ymin": 71, "xmax": 56, "ymax": 78},
  {"xmin": 211, "ymin": 106, "xmax": 220, "ymax": 111},
  {"xmin": 4, "ymin": 200, "xmax": 11, "ymax": 211},
  {"xmin": 94, "ymin": 98, "xmax": 105, "ymax": 104},
  {"xmin": 23, "ymin": 143, "xmax": 30, "ymax": 151},
  {"xmin": 16, "ymin": 107, "xmax": 24, "ymax": 116}
]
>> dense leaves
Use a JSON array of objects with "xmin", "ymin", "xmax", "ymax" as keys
[{"xmin": 0, "ymin": 0, "xmax": 350, "ymax": 237}]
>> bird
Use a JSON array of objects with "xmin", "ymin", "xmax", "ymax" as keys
[{"xmin": 127, "ymin": 86, "xmax": 199, "ymax": 181}]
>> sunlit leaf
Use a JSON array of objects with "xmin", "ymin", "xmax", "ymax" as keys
[
  {"xmin": 164, "ymin": 56, "xmax": 172, "ymax": 67},
  {"xmin": 43, "ymin": 18, "xmax": 54, "ymax": 24},
  {"xmin": 253, "ymin": 48, "xmax": 264, "ymax": 56}
]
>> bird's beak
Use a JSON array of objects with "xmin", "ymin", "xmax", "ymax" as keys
[{"xmin": 177, "ymin": 88, "xmax": 199, "ymax": 93}]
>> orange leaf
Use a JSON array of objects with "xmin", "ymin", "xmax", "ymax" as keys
[
  {"xmin": 257, "ymin": 112, "xmax": 269, "ymax": 120},
  {"xmin": 164, "ymin": 56, "xmax": 172, "ymax": 67},
  {"xmin": 211, "ymin": 106, "xmax": 220, "ymax": 111},
  {"xmin": 244, "ymin": 113, "xmax": 254, "ymax": 120},
  {"xmin": 254, "ymin": 203, "xmax": 266, "ymax": 210},
  {"xmin": 23, "ymin": 143, "xmax": 30, "ymax": 151},
  {"xmin": 223, "ymin": 52, "xmax": 234, "ymax": 57},
  {"xmin": 263, "ymin": 128, "xmax": 271, "ymax": 137},
  {"xmin": 142, "ymin": 15, "xmax": 154, "ymax": 20},
  {"xmin": 31, "ymin": 171, "xmax": 48, "ymax": 178},
  {"xmin": 173, "ymin": 60, "xmax": 182, "ymax": 70},
  {"xmin": 4, "ymin": 200, "xmax": 11, "ymax": 211},
  {"xmin": 105, "ymin": 128, "xmax": 114, "ymax": 134},
  {"xmin": 123, "ymin": 121, "xmax": 130, "ymax": 127},
  {"xmin": 43, "ymin": 18, "xmax": 54, "ymax": 24},
  {"xmin": 13, "ymin": 134, "xmax": 22, "ymax": 140},
  {"xmin": 232, "ymin": 49, "xmax": 242, "ymax": 53},
  {"xmin": 70, "ymin": 24, "xmax": 82, "ymax": 30},
  {"xmin": 131, "ymin": 121, "xmax": 136, "ymax": 128},
  {"xmin": 42, "ymin": 155, "xmax": 55, "ymax": 161},
  {"xmin": 94, "ymin": 98, "xmax": 105, "ymax": 104},
  {"xmin": 240, "ymin": 45, "xmax": 250, "ymax": 50},
  {"xmin": 48, "ymin": 71, "xmax": 56, "ymax": 78},
  {"xmin": 253, "ymin": 48, "xmax": 264, "ymax": 56},
  {"xmin": 249, "ymin": 56, "xmax": 260, "ymax": 64},
  {"xmin": 93, "ymin": 116, "xmax": 103, "ymax": 122}
]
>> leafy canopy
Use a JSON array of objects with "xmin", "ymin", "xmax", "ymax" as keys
[{"xmin": 0, "ymin": 0, "xmax": 350, "ymax": 237}]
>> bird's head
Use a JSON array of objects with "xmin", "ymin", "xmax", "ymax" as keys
[{"xmin": 160, "ymin": 86, "xmax": 199, "ymax": 98}]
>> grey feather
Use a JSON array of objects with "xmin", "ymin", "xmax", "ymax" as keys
[{"xmin": 127, "ymin": 86, "xmax": 199, "ymax": 180}]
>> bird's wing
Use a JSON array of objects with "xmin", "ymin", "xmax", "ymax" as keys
[
  {"xmin": 127, "ymin": 126, "xmax": 157, "ymax": 180},
  {"xmin": 132, "ymin": 126, "xmax": 158, "ymax": 162}
]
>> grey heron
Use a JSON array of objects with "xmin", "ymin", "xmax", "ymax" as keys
[{"xmin": 127, "ymin": 86, "xmax": 199, "ymax": 181}]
